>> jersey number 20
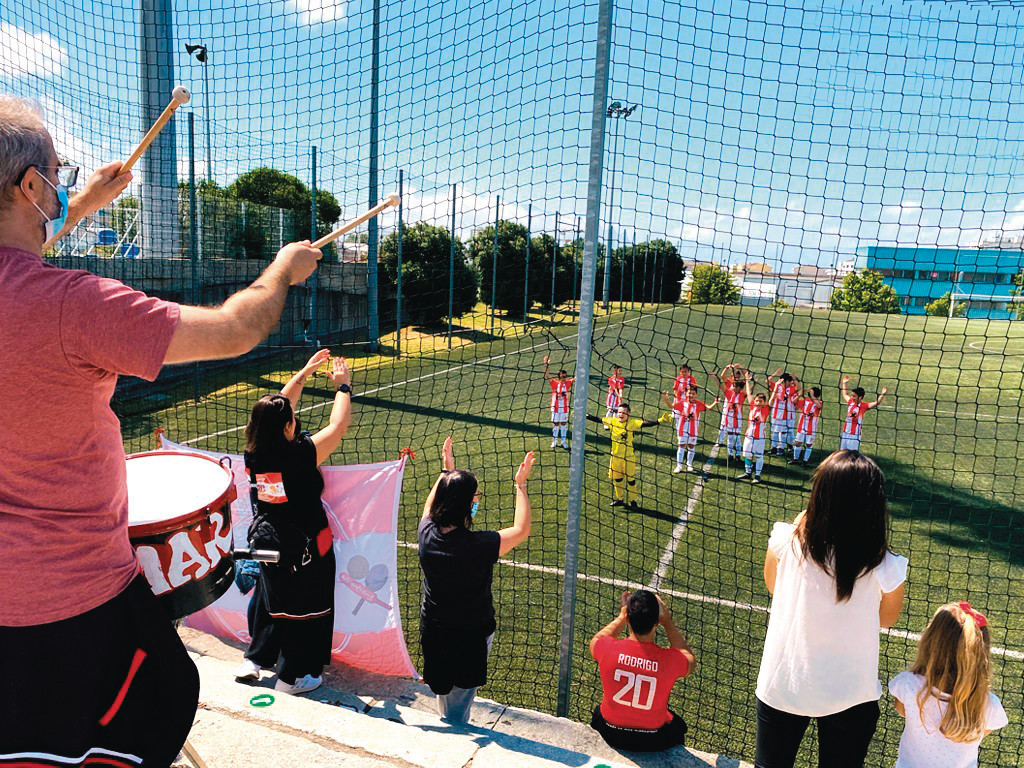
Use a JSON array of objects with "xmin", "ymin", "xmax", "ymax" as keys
[{"xmin": 611, "ymin": 669, "xmax": 657, "ymax": 710}]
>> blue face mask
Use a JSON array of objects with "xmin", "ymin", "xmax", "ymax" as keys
[
  {"xmin": 31, "ymin": 173, "xmax": 69, "ymax": 242},
  {"xmin": 470, "ymin": 501, "xmax": 479, "ymax": 519}
]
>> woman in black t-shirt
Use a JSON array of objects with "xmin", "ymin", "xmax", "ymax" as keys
[
  {"xmin": 418, "ymin": 437, "xmax": 535, "ymax": 724},
  {"xmin": 235, "ymin": 349, "xmax": 353, "ymax": 695}
]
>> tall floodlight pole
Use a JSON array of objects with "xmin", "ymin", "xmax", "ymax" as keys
[
  {"xmin": 557, "ymin": 0, "xmax": 613, "ymax": 719},
  {"xmin": 601, "ymin": 101, "xmax": 638, "ymax": 309},
  {"xmin": 184, "ymin": 44, "xmax": 212, "ymax": 181},
  {"xmin": 140, "ymin": 0, "xmax": 180, "ymax": 259}
]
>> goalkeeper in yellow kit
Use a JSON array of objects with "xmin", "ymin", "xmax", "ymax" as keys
[{"xmin": 586, "ymin": 403, "xmax": 662, "ymax": 510}]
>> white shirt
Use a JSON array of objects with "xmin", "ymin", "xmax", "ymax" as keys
[
  {"xmin": 889, "ymin": 671, "xmax": 1007, "ymax": 768},
  {"xmin": 756, "ymin": 522, "xmax": 908, "ymax": 716}
]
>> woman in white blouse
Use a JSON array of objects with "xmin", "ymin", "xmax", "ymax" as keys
[{"xmin": 754, "ymin": 450, "xmax": 907, "ymax": 768}]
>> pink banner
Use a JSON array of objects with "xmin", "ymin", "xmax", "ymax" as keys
[{"xmin": 159, "ymin": 438, "xmax": 418, "ymax": 679}]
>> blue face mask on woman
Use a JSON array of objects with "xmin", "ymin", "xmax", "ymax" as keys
[
  {"xmin": 470, "ymin": 501, "xmax": 479, "ymax": 519},
  {"xmin": 31, "ymin": 173, "xmax": 69, "ymax": 242}
]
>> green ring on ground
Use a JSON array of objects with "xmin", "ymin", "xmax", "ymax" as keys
[{"xmin": 249, "ymin": 693, "xmax": 275, "ymax": 707}]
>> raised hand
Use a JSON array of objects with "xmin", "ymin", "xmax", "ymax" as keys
[
  {"xmin": 326, "ymin": 356, "xmax": 351, "ymax": 388},
  {"xmin": 303, "ymin": 348, "xmax": 331, "ymax": 375},
  {"xmin": 441, "ymin": 436, "xmax": 456, "ymax": 472},
  {"xmin": 514, "ymin": 451, "xmax": 536, "ymax": 486}
]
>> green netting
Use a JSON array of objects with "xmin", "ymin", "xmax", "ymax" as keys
[{"xmin": 3, "ymin": 0, "xmax": 1023, "ymax": 764}]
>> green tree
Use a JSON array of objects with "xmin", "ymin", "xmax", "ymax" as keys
[
  {"xmin": 925, "ymin": 292, "xmax": 966, "ymax": 318},
  {"xmin": 602, "ymin": 239, "xmax": 684, "ymax": 304},
  {"xmin": 109, "ymin": 195, "xmax": 140, "ymax": 241},
  {"xmin": 226, "ymin": 167, "xmax": 341, "ymax": 227},
  {"xmin": 1012, "ymin": 273, "xmax": 1024, "ymax": 320},
  {"xmin": 379, "ymin": 222, "xmax": 478, "ymax": 325},
  {"xmin": 830, "ymin": 269, "xmax": 901, "ymax": 314},
  {"xmin": 468, "ymin": 220, "xmax": 533, "ymax": 314},
  {"xmin": 687, "ymin": 264, "xmax": 740, "ymax": 305}
]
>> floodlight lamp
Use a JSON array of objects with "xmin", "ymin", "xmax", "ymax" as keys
[{"xmin": 185, "ymin": 43, "xmax": 208, "ymax": 62}]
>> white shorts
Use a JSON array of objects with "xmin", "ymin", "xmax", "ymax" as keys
[
  {"xmin": 677, "ymin": 425, "xmax": 698, "ymax": 445},
  {"xmin": 743, "ymin": 437, "xmax": 765, "ymax": 457},
  {"xmin": 795, "ymin": 428, "xmax": 818, "ymax": 444},
  {"xmin": 840, "ymin": 433, "xmax": 861, "ymax": 451},
  {"xmin": 551, "ymin": 410, "xmax": 569, "ymax": 425}
]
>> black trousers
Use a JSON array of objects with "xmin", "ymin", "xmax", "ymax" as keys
[
  {"xmin": 591, "ymin": 705, "xmax": 688, "ymax": 752},
  {"xmin": 754, "ymin": 697, "xmax": 880, "ymax": 768},
  {"xmin": 244, "ymin": 573, "xmax": 333, "ymax": 684},
  {"xmin": 0, "ymin": 574, "xmax": 199, "ymax": 768}
]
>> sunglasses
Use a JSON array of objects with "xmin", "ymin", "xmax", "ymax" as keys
[{"xmin": 16, "ymin": 164, "xmax": 79, "ymax": 188}]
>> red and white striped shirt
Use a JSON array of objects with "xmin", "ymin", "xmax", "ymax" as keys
[
  {"xmin": 722, "ymin": 381, "xmax": 747, "ymax": 430},
  {"xmin": 606, "ymin": 375, "xmax": 625, "ymax": 409},
  {"xmin": 673, "ymin": 397, "xmax": 708, "ymax": 437},
  {"xmin": 770, "ymin": 380, "xmax": 796, "ymax": 420},
  {"xmin": 794, "ymin": 398, "xmax": 822, "ymax": 436},
  {"xmin": 843, "ymin": 401, "xmax": 870, "ymax": 437},
  {"xmin": 746, "ymin": 404, "xmax": 771, "ymax": 439},
  {"xmin": 550, "ymin": 378, "xmax": 574, "ymax": 414},
  {"xmin": 674, "ymin": 374, "xmax": 697, "ymax": 399}
]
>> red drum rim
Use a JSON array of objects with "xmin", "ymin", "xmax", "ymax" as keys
[{"xmin": 126, "ymin": 450, "xmax": 238, "ymax": 537}]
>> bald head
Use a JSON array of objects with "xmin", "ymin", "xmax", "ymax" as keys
[{"xmin": 0, "ymin": 96, "xmax": 54, "ymax": 212}]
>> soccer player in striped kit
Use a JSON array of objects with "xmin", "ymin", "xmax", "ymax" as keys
[
  {"xmin": 766, "ymin": 370, "xmax": 798, "ymax": 456},
  {"xmin": 738, "ymin": 371, "xmax": 776, "ymax": 484},
  {"xmin": 671, "ymin": 363, "xmax": 697, "ymax": 430},
  {"xmin": 788, "ymin": 385, "xmax": 823, "ymax": 466},
  {"xmin": 715, "ymin": 364, "xmax": 747, "ymax": 460},
  {"xmin": 840, "ymin": 375, "xmax": 887, "ymax": 451},
  {"xmin": 662, "ymin": 386, "xmax": 720, "ymax": 473},
  {"xmin": 544, "ymin": 354, "xmax": 575, "ymax": 449},
  {"xmin": 604, "ymin": 365, "xmax": 626, "ymax": 427}
]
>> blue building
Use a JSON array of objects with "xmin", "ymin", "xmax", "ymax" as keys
[{"xmin": 857, "ymin": 245, "xmax": 1023, "ymax": 319}]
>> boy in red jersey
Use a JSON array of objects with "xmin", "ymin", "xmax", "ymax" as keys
[
  {"xmin": 766, "ymin": 370, "xmax": 798, "ymax": 456},
  {"xmin": 840, "ymin": 375, "xmax": 887, "ymax": 451},
  {"xmin": 543, "ymin": 354, "xmax": 575, "ymax": 449},
  {"xmin": 604, "ymin": 364, "xmax": 627, "ymax": 427},
  {"xmin": 662, "ymin": 387, "xmax": 720, "ymax": 473},
  {"xmin": 738, "ymin": 371, "xmax": 775, "ymax": 484},
  {"xmin": 788, "ymin": 385, "xmax": 823, "ymax": 466},
  {"xmin": 589, "ymin": 590, "xmax": 696, "ymax": 752}
]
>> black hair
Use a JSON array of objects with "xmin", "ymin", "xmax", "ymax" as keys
[
  {"xmin": 245, "ymin": 394, "xmax": 297, "ymax": 458},
  {"xmin": 428, "ymin": 470, "xmax": 479, "ymax": 529},
  {"xmin": 627, "ymin": 590, "xmax": 660, "ymax": 636},
  {"xmin": 852, "ymin": 386, "xmax": 866, "ymax": 399},
  {"xmin": 801, "ymin": 450, "xmax": 890, "ymax": 602},
  {"xmin": 811, "ymin": 386, "xmax": 822, "ymax": 399},
  {"xmin": 781, "ymin": 372, "xmax": 793, "ymax": 382},
  {"xmin": 617, "ymin": 402, "xmax": 631, "ymax": 413}
]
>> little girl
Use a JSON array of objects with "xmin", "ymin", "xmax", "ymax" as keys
[{"xmin": 889, "ymin": 602, "xmax": 1008, "ymax": 768}]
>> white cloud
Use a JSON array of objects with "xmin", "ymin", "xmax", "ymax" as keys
[
  {"xmin": 0, "ymin": 24, "xmax": 67, "ymax": 79},
  {"xmin": 286, "ymin": 0, "xmax": 347, "ymax": 25}
]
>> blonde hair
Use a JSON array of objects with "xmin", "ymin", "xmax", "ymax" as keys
[
  {"xmin": 0, "ymin": 95, "xmax": 51, "ymax": 210},
  {"xmin": 910, "ymin": 602, "xmax": 992, "ymax": 743}
]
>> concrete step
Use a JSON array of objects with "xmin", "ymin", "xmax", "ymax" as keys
[{"xmin": 180, "ymin": 628, "xmax": 752, "ymax": 768}]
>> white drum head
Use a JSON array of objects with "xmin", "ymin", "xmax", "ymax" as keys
[{"xmin": 126, "ymin": 453, "xmax": 233, "ymax": 527}]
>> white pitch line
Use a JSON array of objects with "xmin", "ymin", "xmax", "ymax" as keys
[
  {"xmin": 397, "ymin": 541, "xmax": 1024, "ymax": 661},
  {"xmin": 648, "ymin": 443, "xmax": 722, "ymax": 592},
  {"xmin": 181, "ymin": 306, "xmax": 679, "ymax": 446}
]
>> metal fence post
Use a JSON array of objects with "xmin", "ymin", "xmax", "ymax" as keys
[
  {"xmin": 396, "ymin": 169, "xmax": 404, "ymax": 358},
  {"xmin": 557, "ymin": 0, "xmax": 613, "ymax": 720},
  {"xmin": 491, "ymin": 196, "xmax": 499, "ymax": 334},
  {"xmin": 448, "ymin": 184, "xmax": 455, "ymax": 350},
  {"xmin": 187, "ymin": 112, "xmax": 201, "ymax": 403},
  {"xmin": 309, "ymin": 145, "xmax": 318, "ymax": 346},
  {"xmin": 524, "ymin": 203, "xmax": 531, "ymax": 323},
  {"xmin": 551, "ymin": 211, "xmax": 559, "ymax": 314},
  {"xmin": 367, "ymin": 0, "xmax": 381, "ymax": 351}
]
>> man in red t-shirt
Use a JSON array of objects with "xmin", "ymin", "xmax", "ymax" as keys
[
  {"xmin": 589, "ymin": 590, "xmax": 696, "ymax": 751},
  {"xmin": 0, "ymin": 97, "xmax": 322, "ymax": 767}
]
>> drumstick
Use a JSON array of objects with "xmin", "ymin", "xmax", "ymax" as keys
[
  {"xmin": 311, "ymin": 194, "xmax": 400, "ymax": 249},
  {"xmin": 118, "ymin": 86, "xmax": 192, "ymax": 176}
]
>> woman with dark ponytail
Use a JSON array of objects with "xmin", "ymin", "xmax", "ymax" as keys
[
  {"xmin": 235, "ymin": 349, "xmax": 352, "ymax": 695},
  {"xmin": 754, "ymin": 450, "xmax": 908, "ymax": 768}
]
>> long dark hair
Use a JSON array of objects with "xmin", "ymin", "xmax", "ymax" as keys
[
  {"xmin": 429, "ymin": 470, "xmax": 478, "ymax": 528},
  {"xmin": 800, "ymin": 450, "xmax": 889, "ymax": 602},
  {"xmin": 245, "ymin": 394, "xmax": 296, "ymax": 458}
]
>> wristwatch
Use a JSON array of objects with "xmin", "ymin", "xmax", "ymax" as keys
[{"xmin": 337, "ymin": 383, "xmax": 352, "ymax": 394}]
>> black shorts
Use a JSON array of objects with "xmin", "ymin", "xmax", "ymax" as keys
[
  {"xmin": 591, "ymin": 705, "xmax": 687, "ymax": 752},
  {"xmin": 0, "ymin": 574, "xmax": 199, "ymax": 767}
]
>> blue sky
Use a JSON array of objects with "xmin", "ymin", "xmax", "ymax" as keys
[{"xmin": 3, "ymin": 0, "xmax": 1024, "ymax": 269}]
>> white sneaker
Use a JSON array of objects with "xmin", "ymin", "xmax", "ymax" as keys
[
  {"xmin": 561, "ymin": 442, "xmax": 569, "ymax": 449},
  {"xmin": 274, "ymin": 674, "xmax": 322, "ymax": 695},
  {"xmin": 551, "ymin": 440, "xmax": 557, "ymax": 448},
  {"xmin": 686, "ymin": 465, "xmax": 694, "ymax": 472},
  {"xmin": 672, "ymin": 465, "xmax": 683, "ymax": 474},
  {"xmin": 234, "ymin": 658, "xmax": 262, "ymax": 681}
]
